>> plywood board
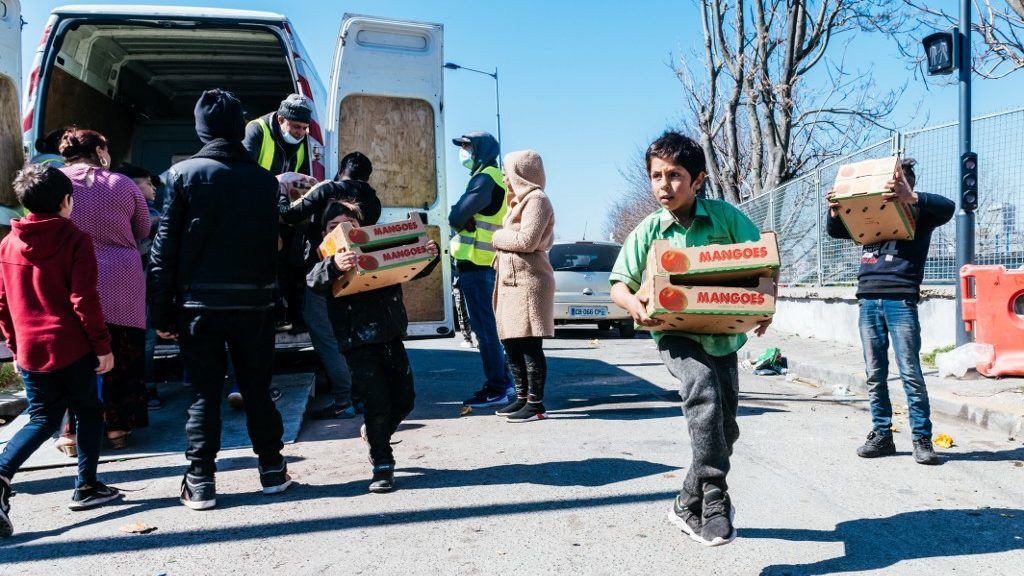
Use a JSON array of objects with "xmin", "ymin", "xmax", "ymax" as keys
[
  {"xmin": 647, "ymin": 232, "xmax": 779, "ymax": 284},
  {"xmin": 0, "ymin": 75, "xmax": 23, "ymax": 207},
  {"xmin": 43, "ymin": 67, "xmax": 134, "ymax": 164},
  {"xmin": 405, "ymin": 225, "xmax": 445, "ymax": 322},
  {"xmin": 338, "ymin": 95, "xmax": 437, "ymax": 209}
]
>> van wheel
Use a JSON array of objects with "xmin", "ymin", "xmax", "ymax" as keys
[
  {"xmin": 597, "ymin": 321, "xmax": 613, "ymax": 332},
  {"xmin": 617, "ymin": 322, "xmax": 636, "ymax": 339}
]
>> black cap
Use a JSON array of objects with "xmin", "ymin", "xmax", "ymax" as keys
[
  {"xmin": 452, "ymin": 136, "xmax": 471, "ymax": 146},
  {"xmin": 194, "ymin": 89, "xmax": 246, "ymax": 144}
]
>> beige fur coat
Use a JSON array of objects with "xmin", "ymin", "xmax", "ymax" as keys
[{"xmin": 492, "ymin": 150, "xmax": 555, "ymax": 340}]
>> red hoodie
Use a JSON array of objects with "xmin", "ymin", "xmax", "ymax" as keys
[{"xmin": 0, "ymin": 213, "xmax": 111, "ymax": 372}]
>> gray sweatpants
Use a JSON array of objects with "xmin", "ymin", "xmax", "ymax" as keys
[{"xmin": 658, "ymin": 335, "xmax": 740, "ymax": 499}]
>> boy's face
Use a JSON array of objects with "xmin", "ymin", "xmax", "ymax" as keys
[
  {"xmin": 133, "ymin": 177, "xmax": 156, "ymax": 202},
  {"xmin": 325, "ymin": 214, "xmax": 358, "ymax": 234},
  {"xmin": 649, "ymin": 156, "xmax": 705, "ymax": 214}
]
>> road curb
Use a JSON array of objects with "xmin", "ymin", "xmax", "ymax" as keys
[
  {"xmin": 0, "ymin": 391, "xmax": 27, "ymax": 421},
  {"xmin": 747, "ymin": 352, "xmax": 1024, "ymax": 437}
]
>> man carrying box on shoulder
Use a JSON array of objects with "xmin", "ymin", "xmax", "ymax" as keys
[
  {"xmin": 610, "ymin": 131, "xmax": 770, "ymax": 548},
  {"xmin": 826, "ymin": 158, "xmax": 954, "ymax": 465}
]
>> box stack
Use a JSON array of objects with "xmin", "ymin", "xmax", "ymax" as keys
[
  {"xmin": 317, "ymin": 212, "xmax": 433, "ymax": 297},
  {"xmin": 830, "ymin": 156, "xmax": 917, "ymax": 245},
  {"xmin": 638, "ymin": 232, "xmax": 780, "ymax": 334}
]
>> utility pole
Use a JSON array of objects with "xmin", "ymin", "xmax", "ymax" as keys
[{"xmin": 955, "ymin": 0, "xmax": 975, "ymax": 346}]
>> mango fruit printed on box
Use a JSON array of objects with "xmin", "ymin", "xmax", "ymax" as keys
[
  {"xmin": 318, "ymin": 212, "xmax": 432, "ymax": 297},
  {"xmin": 639, "ymin": 233, "xmax": 780, "ymax": 335},
  {"xmin": 831, "ymin": 156, "xmax": 917, "ymax": 245}
]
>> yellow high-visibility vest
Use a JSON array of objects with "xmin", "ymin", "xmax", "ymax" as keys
[
  {"xmin": 451, "ymin": 165, "xmax": 508, "ymax": 266},
  {"xmin": 249, "ymin": 117, "xmax": 308, "ymax": 175}
]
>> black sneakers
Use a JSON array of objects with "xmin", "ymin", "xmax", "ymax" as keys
[
  {"xmin": 495, "ymin": 397, "xmax": 527, "ymax": 416},
  {"xmin": 68, "ymin": 482, "xmax": 122, "ymax": 511},
  {"xmin": 913, "ymin": 437, "xmax": 939, "ymax": 465},
  {"xmin": 856, "ymin": 430, "xmax": 897, "ymax": 458},
  {"xmin": 505, "ymin": 402, "xmax": 546, "ymax": 423},
  {"xmin": 369, "ymin": 464, "xmax": 395, "ymax": 493},
  {"xmin": 0, "ymin": 477, "xmax": 12, "ymax": 538},
  {"xmin": 259, "ymin": 463, "xmax": 293, "ymax": 495},
  {"xmin": 699, "ymin": 484, "xmax": 736, "ymax": 546},
  {"xmin": 181, "ymin": 473, "xmax": 217, "ymax": 510},
  {"xmin": 310, "ymin": 402, "xmax": 357, "ymax": 420},
  {"xmin": 667, "ymin": 493, "xmax": 703, "ymax": 544}
]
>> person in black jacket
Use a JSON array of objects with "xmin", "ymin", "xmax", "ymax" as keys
[
  {"xmin": 149, "ymin": 89, "xmax": 291, "ymax": 510},
  {"xmin": 307, "ymin": 200, "xmax": 439, "ymax": 493},
  {"xmin": 826, "ymin": 158, "xmax": 955, "ymax": 466},
  {"xmin": 279, "ymin": 152, "xmax": 381, "ymax": 419}
]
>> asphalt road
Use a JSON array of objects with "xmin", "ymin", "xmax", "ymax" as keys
[{"xmin": 1, "ymin": 328, "xmax": 1022, "ymax": 575}]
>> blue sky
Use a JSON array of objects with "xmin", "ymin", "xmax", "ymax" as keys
[{"xmin": 18, "ymin": 1, "xmax": 1024, "ymax": 240}]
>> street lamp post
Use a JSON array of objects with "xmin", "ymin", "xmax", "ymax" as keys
[{"xmin": 444, "ymin": 61, "xmax": 502, "ymax": 166}]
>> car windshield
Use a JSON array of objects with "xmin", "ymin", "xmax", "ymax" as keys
[{"xmin": 549, "ymin": 244, "xmax": 621, "ymax": 272}]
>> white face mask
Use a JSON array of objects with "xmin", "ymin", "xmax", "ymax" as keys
[
  {"xmin": 281, "ymin": 131, "xmax": 303, "ymax": 146},
  {"xmin": 459, "ymin": 148, "xmax": 473, "ymax": 169}
]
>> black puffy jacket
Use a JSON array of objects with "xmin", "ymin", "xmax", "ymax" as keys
[{"xmin": 148, "ymin": 139, "xmax": 279, "ymax": 331}]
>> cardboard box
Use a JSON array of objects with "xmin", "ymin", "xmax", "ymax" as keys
[
  {"xmin": 317, "ymin": 212, "xmax": 433, "ymax": 297},
  {"xmin": 639, "ymin": 275, "xmax": 776, "ymax": 335},
  {"xmin": 646, "ymin": 232, "xmax": 779, "ymax": 284},
  {"xmin": 831, "ymin": 156, "xmax": 917, "ymax": 245}
]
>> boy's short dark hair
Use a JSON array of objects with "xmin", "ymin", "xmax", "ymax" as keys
[
  {"xmin": 13, "ymin": 164, "xmax": 73, "ymax": 214},
  {"xmin": 115, "ymin": 163, "xmax": 163, "ymax": 188},
  {"xmin": 901, "ymin": 157, "xmax": 917, "ymax": 189},
  {"xmin": 337, "ymin": 151, "xmax": 372, "ymax": 182},
  {"xmin": 322, "ymin": 200, "xmax": 364, "ymax": 230},
  {"xmin": 645, "ymin": 131, "xmax": 706, "ymax": 180}
]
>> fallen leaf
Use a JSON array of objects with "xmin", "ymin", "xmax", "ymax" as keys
[
  {"xmin": 662, "ymin": 473, "xmax": 677, "ymax": 478},
  {"xmin": 590, "ymin": 339, "xmax": 600, "ymax": 347},
  {"xmin": 119, "ymin": 522, "xmax": 157, "ymax": 535},
  {"xmin": 1013, "ymin": 461, "xmax": 1023, "ymax": 468},
  {"xmin": 933, "ymin": 433, "xmax": 955, "ymax": 449},
  {"xmin": 889, "ymin": 425, "xmax": 900, "ymax": 433},
  {"xmin": 459, "ymin": 406, "xmax": 473, "ymax": 417}
]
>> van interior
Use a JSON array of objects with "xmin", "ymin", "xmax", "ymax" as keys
[{"xmin": 40, "ymin": 22, "xmax": 295, "ymax": 179}]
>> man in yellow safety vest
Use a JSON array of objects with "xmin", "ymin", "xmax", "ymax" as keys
[
  {"xmin": 243, "ymin": 93, "xmax": 313, "ymax": 176},
  {"xmin": 449, "ymin": 132, "xmax": 513, "ymax": 408}
]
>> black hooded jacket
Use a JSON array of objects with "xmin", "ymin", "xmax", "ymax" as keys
[
  {"xmin": 306, "ymin": 212, "xmax": 439, "ymax": 353},
  {"xmin": 279, "ymin": 179, "xmax": 382, "ymax": 270},
  {"xmin": 148, "ymin": 139, "xmax": 280, "ymax": 330},
  {"xmin": 447, "ymin": 132, "xmax": 506, "ymax": 272}
]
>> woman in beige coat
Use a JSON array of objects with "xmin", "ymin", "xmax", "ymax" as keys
[{"xmin": 491, "ymin": 150, "xmax": 555, "ymax": 422}]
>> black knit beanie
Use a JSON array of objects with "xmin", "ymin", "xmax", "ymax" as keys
[
  {"xmin": 278, "ymin": 94, "xmax": 313, "ymax": 124},
  {"xmin": 194, "ymin": 89, "xmax": 246, "ymax": 144}
]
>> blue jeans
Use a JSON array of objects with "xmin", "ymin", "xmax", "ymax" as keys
[
  {"xmin": 858, "ymin": 298, "xmax": 932, "ymax": 439},
  {"xmin": 0, "ymin": 354, "xmax": 102, "ymax": 488},
  {"xmin": 458, "ymin": 267, "xmax": 510, "ymax": 392},
  {"xmin": 304, "ymin": 286, "xmax": 353, "ymax": 405}
]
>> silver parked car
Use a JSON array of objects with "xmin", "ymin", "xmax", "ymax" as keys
[{"xmin": 550, "ymin": 241, "xmax": 634, "ymax": 338}]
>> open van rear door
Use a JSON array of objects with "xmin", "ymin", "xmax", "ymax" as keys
[
  {"xmin": 1, "ymin": 0, "xmax": 23, "ymax": 209},
  {"xmin": 326, "ymin": 15, "xmax": 453, "ymax": 338}
]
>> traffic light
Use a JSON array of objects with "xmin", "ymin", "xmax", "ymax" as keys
[{"xmin": 961, "ymin": 152, "xmax": 978, "ymax": 211}]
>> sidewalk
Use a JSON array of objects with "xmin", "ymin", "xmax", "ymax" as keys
[{"xmin": 747, "ymin": 329, "xmax": 1024, "ymax": 436}]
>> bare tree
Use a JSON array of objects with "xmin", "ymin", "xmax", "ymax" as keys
[
  {"xmin": 604, "ymin": 148, "xmax": 658, "ymax": 243},
  {"xmin": 904, "ymin": 0, "xmax": 1024, "ymax": 79},
  {"xmin": 678, "ymin": 0, "xmax": 909, "ymax": 204}
]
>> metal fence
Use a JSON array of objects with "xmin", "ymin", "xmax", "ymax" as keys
[{"xmin": 737, "ymin": 107, "xmax": 1024, "ymax": 286}]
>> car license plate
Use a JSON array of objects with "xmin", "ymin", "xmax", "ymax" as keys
[{"xmin": 569, "ymin": 306, "xmax": 608, "ymax": 318}]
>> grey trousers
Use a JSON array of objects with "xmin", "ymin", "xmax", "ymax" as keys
[{"xmin": 658, "ymin": 335, "xmax": 740, "ymax": 498}]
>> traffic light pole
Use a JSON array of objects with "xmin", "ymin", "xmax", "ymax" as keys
[{"xmin": 955, "ymin": 0, "xmax": 974, "ymax": 346}]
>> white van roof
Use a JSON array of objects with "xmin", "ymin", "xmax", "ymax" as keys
[{"xmin": 53, "ymin": 5, "xmax": 285, "ymax": 22}]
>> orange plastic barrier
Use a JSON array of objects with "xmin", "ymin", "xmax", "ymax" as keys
[{"xmin": 960, "ymin": 265, "xmax": 1024, "ymax": 377}]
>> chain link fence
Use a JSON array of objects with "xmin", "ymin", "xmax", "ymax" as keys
[{"xmin": 737, "ymin": 108, "xmax": 1024, "ymax": 286}]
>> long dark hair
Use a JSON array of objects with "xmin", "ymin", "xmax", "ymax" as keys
[{"xmin": 59, "ymin": 127, "xmax": 108, "ymax": 166}]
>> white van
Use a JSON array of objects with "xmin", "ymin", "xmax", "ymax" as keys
[
  {"xmin": 0, "ymin": 0, "xmax": 23, "ymax": 239},
  {"xmin": 16, "ymin": 5, "xmax": 454, "ymax": 348}
]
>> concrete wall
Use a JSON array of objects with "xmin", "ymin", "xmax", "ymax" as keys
[{"xmin": 772, "ymin": 286, "xmax": 957, "ymax": 353}]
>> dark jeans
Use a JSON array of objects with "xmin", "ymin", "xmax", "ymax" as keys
[
  {"xmin": 458, "ymin": 267, "xmax": 510, "ymax": 392},
  {"xmin": 349, "ymin": 340, "xmax": 415, "ymax": 467},
  {"xmin": 303, "ymin": 286, "xmax": 352, "ymax": 405},
  {"xmin": 859, "ymin": 298, "xmax": 932, "ymax": 439},
  {"xmin": 502, "ymin": 337, "xmax": 546, "ymax": 402},
  {"xmin": 658, "ymin": 335, "xmax": 739, "ymax": 498},
  {"xmin": 0, "ymin": 354, "xmax": 102, "ymax": 488},
  {"xmin": 178, "ymin": 309, "xmax": 284, "ymax": 476}
]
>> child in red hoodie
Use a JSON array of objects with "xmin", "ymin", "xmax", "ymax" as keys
[{"xmin": 0, "ymin": 165, "xmax": 121, "ymax": 538}]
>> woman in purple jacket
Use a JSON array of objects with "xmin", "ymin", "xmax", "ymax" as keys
[{"xmin": 59, "ymin": 128, "xmax": 150, "ymax": 449}]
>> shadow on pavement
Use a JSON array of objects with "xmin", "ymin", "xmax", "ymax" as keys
[{"xmin": 745, "ymin": 508, "xmax": 1024, "ymax": 575}]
